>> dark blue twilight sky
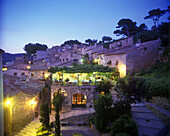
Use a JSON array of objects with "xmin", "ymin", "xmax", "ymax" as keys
[{"xmin": 0, "ymin": 0, "xmax": 169, "ymax": 53}]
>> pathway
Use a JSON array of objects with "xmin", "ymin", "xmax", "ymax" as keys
[
  {"xmin": 15, "ymin": 108, "xmax": 95, "ymax": 136},
  {"xmin": 110, "ymin": 89, "xmax": 168, "ymax": 136}
]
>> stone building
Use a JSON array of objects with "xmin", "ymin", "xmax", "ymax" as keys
[
  {"xmin": 105, "ymin": 39, "xmax": 161, "ymax": 76},
  {"xmin": 109, "ymin": 37, "xmax": 133, "ymax": 49},
  {"xmin": 51, "ymin": 85, "xmax": 95, "ymax": 114},
  {"xmin": 3, "ymin": 74, "xmax": 45, "ymax": 135},
  {"xmin": 28, "ymin": 62, "xmax": 49, "ymax": 80}
]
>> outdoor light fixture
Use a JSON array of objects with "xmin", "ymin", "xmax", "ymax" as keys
[
  {"xmin": 30, "ymin": 99, "xmax": 37, "ymax": 105},
  {"xmin": 26, "ymin": 66, "xmax": 30, "ymax": 69},
  {"xmin": 44, "ymin": 73, "xmax": 49, "ymax": 79},
  {"xmin": 2, "ymin": 67, "xmax": 7, "ymax": 71},
  {"xmin": 6, "ymin": 100, "xmax": 10, "ymax": 105}
]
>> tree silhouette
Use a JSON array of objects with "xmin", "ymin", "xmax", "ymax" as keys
[
  {"xmin": 102, "ymin": 36, "xmax": 112, "ymax": 43},
  {"xmin": 85, "ymin": 39, "xmax": 97, "ymax": 45},
  {"xmin": 24, "ymin": 43, "xmax": 47, "ymax": 55},
  {"xmin": 113, "ymin": 19, "xmax": 138, "ymax": 37},
  {"xmin": 144, "ymin": 8, "xmax": 166, "ymax": 27}
]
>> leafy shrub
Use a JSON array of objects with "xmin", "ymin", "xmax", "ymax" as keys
[
  {"xmin": 110, "ymin": 114, "xmax": 138, "ymax": 136},
  {"xmin": 135, "ymin": 62, "xmax": 170, "ymax": 99},
  {"xmin": 115, "ymin": 133, "xmax": 129, "ymax": 136}
]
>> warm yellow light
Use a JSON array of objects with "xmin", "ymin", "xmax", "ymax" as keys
[
  {"xmin": 94, "ymin": 59, "xmax": 98, "ymax": 63},
  {"xmin": 29, "ymin": 61, "xmax": 31, "ymax": 64},
  {"xmin": 27, "ymin": 66, "xmax": 30, "ymax": 69},
  {"xmin": 2, "ymin": 67, "xmax": 7, "ymax": 71},
  {"xmin": 30, "ymin": 100, "xmax": 37, "ymax": 105},
  {"xmin": 6, "ymin": 100, "xmax": 10, "ymax": 105},
  {"xmin": 118, "ymin": 64, "xmax": 126, "ymax": 77},
  {"xmin": 44, "ymin": 73, "xmax": 49, "ymax": 79}
]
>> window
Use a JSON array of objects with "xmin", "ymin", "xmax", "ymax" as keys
[
  {"xmin": 63, "ymin": 58, "xmax": 65, "ymax": 62},
  {"xmin": 31, "ymin": 72, "xmax": 34, "ymax": 77},
  {"xmin": 21, "ymin": 72, "xmax": 25, "ymax": 76},
  {"xmin": 126, "ymin": 39, "xmax": 128, "ymax": 43},
  {"xmin": 73, "ymin": 59, "xmax": 78, "ymax": 63},
  {"xmin": 14, "ymin": 72, "xmax": 17, "ymax": 76},
  {"xmin": 60, "ymin": 59, "xmax": 61, "ymax": 62},
  {"xmin": 66, "ymin": 58, "xmax": 68, "ymax": 61},
  {"xmin": 115, "ymin": 61, "xmax": 118, "ymax": 65}
]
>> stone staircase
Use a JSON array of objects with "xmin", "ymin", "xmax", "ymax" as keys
[
  {"xmin": 110, "ymin": 89, "xmax": 168, "ymax": 136},
  {"xmin": 15, "ymin": 108, "xmax": 95, "ymax": 136},
  {"xmin": 131, "ymin": 103, "xmax": 165, "ymax": 136}
]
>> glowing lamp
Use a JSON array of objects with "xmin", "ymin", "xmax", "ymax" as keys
[
  {"xmin": 44, "ymin": 73, "xmax": 49, "ymax": 79},
  {"xmin": 6, "ymin": 100, "xmax": 10, "ymax": 105},
  {"xmin": 2, "ymin": 67, "xmax": 7, "ymax": 71},
  {"xmin": 94, "ymin": 59, "xmax": 98, "ymax": 63},
  {"xmin": 30, "ymin": 100, "xmax": 37, "ymax": 105},
  {"xmin": 27, "ymin": 66, "xmax": 30, "ymax": 69}
]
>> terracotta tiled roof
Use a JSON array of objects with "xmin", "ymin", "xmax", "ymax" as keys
[{"xmin": 3, "ymin": 74, "xmax": 45, "ymax": 97}]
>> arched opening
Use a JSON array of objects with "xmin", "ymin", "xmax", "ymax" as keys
[{"xmin": 72, "ymin": 93, "xmax": 87, "ymax": 108}]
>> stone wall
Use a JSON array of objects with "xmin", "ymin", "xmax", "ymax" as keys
[
  {"xmin": 4, "ymin": 69, "xmax": 28, "ymax": 77},
  {"xmin": 51, "ymin": 85, "xmax": 95, "ymax": 114},
  {"xmin": 61, "ymin": 112, "xmax": 95, "ymax": 124},
  {"xmin": 105, "ymin": 54, "xmax": 126, "ymax": 77},
  {"xmin": 4, "ymin": 92, "xmax": 37, "ymax": 135},
  {"xmin": 28, "ymin": 69, "xmax": 48, "ymax": 79},
  {"xmin": 126, "ymin": 39, "xmax": 160, "ymax": 74}
]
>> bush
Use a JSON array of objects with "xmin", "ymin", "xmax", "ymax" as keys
[
  {"xmin": 135, "ymin": 62, "xmax": 170, "ymax": 99},
  {"xmin": 110, "ymin": 114, "xmax": 138, "ymax": 136},
  {"xmin": 39, "ymin": 103, "xmax": 50, "ymax": 130}
]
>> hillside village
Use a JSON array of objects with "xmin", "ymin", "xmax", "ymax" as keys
[{"xmin": 1, "ymin": 35, "xmax": 170, "ymax": 136}]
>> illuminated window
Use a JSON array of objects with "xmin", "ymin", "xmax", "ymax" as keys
[
  {"xmin": 72, "ymin": 93, "xmax": 86, "ymax": 108},
  {"xmin": 31, "ymin": 73, "xmax": 34, "ymax": 77}
]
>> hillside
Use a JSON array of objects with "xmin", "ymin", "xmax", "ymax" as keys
[{"xmin": 2, "ymin": 53, "xmax": 25, "ymax": 65}]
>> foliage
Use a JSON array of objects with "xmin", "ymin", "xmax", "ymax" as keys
[
  {"xmin": 61, "ymin": 40, "xmax": 81, "ymax": 46},
  {"xmin": 133, "ymin": 30, "xmax": 159, "ymax": 43},
  {"xmin": 117, "ymin": 77, "xmax": 144, "ymax": 104},
  {"xmin": 39, "ymin": 103, "xmax": 50, "ymax": 130},
  {"xmin": 102, "ymin": 36, "xmax": 112, "ymax": 43},
  {"xmin": 85, "ymin": 39, "xmax": 97, "ymax": 45},
  {"xmin": 110, "ymin": 114, "xmax": 138, "ymax": 136},
  {"xmin": 95, "ymin": 80, "xmax": 113, "ymax": 94},
  {"xmin": 144, "ymin": 8, "xmax": 166, "ymax": 27},
  {"xmin": 112, "ymin": 100, "xmax": 131, "ymax": 119},
  {"xmin": 94, "ymin": 94, "xmax": 114, "ymax": 133},
  {"xmin": 48, "ymin": 64, "xmax": 117, "ymax": 73},
  {"xmin": 113, "ymin": 18, "xmax": 138, "ymax": 37},
  {"xmin": 24, "ymin": 43, "xmax": 47, "ymax": 55},
  {"xmin": 135, "ymin": 62, "xmax": 170, "ymax": 99},
  {"xmin": 52, "ymin": 94, "xmax": 63, "ymax": 136},
  {"xmin": 36, "ymin": 124, "xmax": 54, "ymax": 136}
]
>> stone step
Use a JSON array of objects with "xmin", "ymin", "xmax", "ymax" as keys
[
  {"xmin": 135, "ymin": 118, "xmax": 164, "ymax": 129},
  {"xmin": 131, "ymin": 107, "xmax": 153, "ymax": 113},
  {"xmin": 131, "ymin": 103, "xmax": 146, "ymax": 107},
  {"xmin": 20, "ymin": 129, "xmax": 35, "ymax": 136},
  {"xmin": 132, "ymin": 112, "xmax": 160, "ymax": 120},
  {"xmin": 138, "ymin": 125, "xmax": 160, "ymax": 136},
  {"xmin": 16, "ymin": 131, "xmax": 32, "ymax": 136}
]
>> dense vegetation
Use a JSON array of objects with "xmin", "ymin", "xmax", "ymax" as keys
[
  {"xmin": 135, "ymin": 62, "xmax": 170, "ymax": 100},
  {"xmin": 48, "ymin": 64, "xmax": 119, "ymax": 74}
]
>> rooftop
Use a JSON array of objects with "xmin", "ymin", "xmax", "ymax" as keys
[{"xmin": 3, "ymin": 74, "xmax": 45, "ymax": 97}]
